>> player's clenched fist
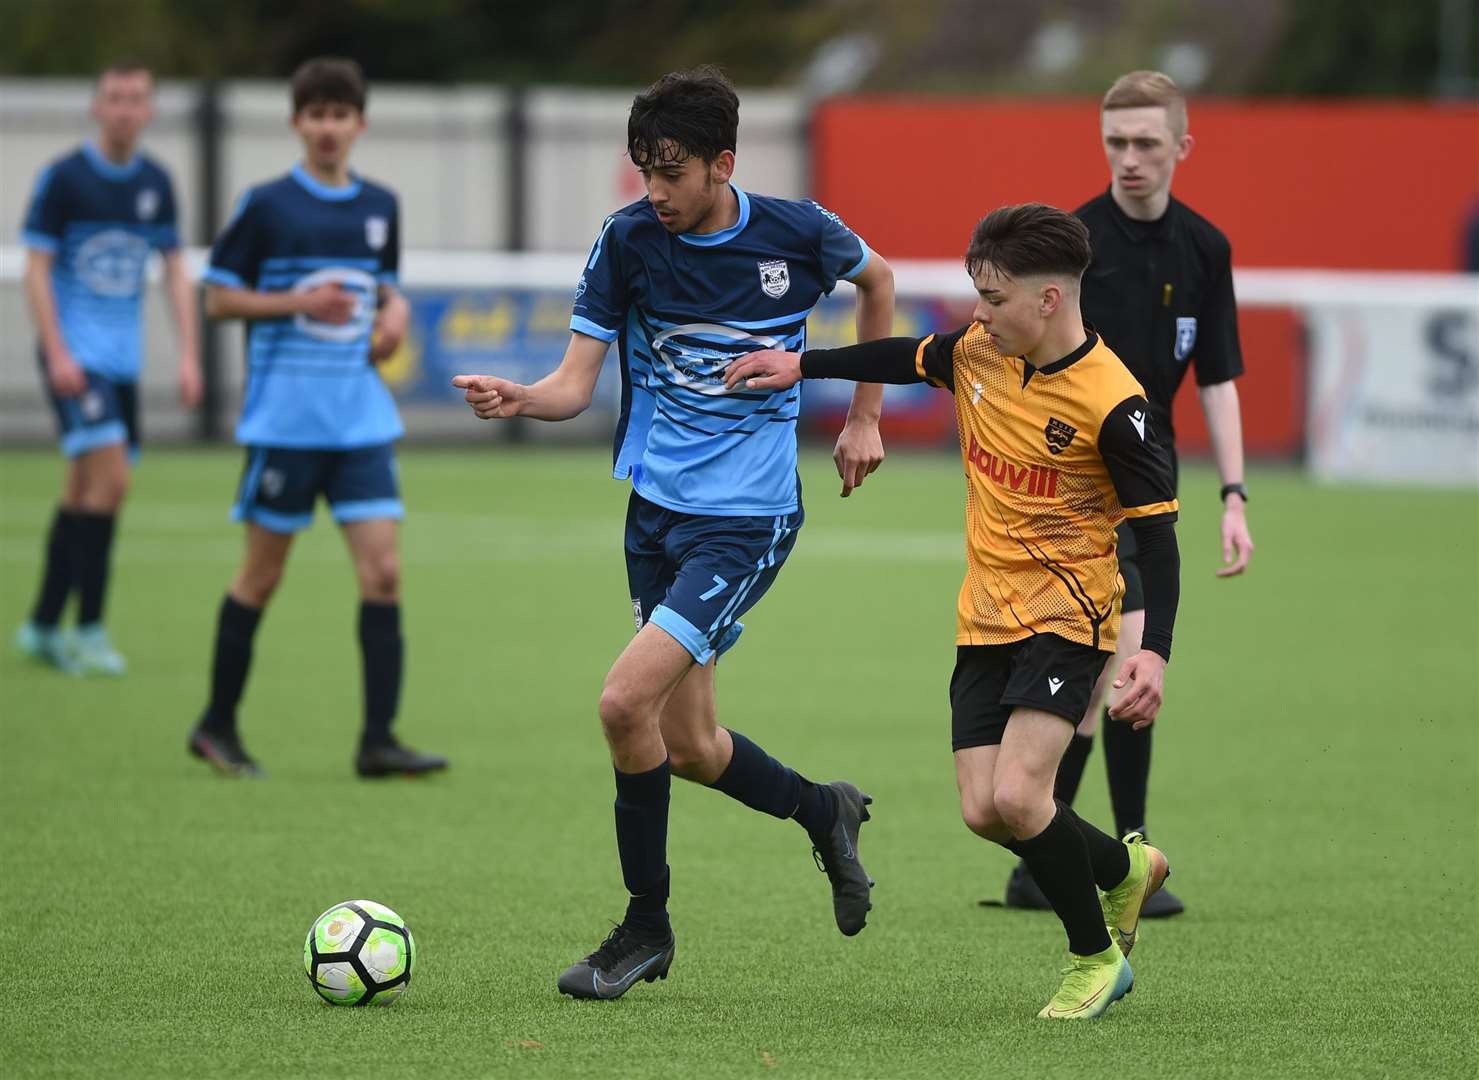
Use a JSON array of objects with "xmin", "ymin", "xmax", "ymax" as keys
[{"xmin": 451, "ymin": 374, "xmax": 528, "ymax": 419}]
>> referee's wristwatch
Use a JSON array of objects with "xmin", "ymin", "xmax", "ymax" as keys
[{"xmin": 1220, "ymin": 482, "xmax": 1249, "ymax": 503}]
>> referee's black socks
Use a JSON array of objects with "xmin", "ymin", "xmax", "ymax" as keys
[{"xmin": 1103, "ymin": 709, "xmax": 1152, "ymax": 839}]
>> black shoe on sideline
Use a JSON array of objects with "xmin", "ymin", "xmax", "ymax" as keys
[
  {"xmin": 557, "ymin": 924, "xmax": 675, "ymax": 1000},
  {"xmin": 355, "ymin": 739, "xmax": 449, "ymax": 778},
  {"xmin": 1141, "ymin": 884, "xmax": 1185, "ymax": 918},
  {"xmin": 1003, "ymin": 860, "xmax": 1053, "ymax": 911},
  {"xmin": 188, "ymin": 726, "xmax": 264, "ymax": 778},
  {"xmin": 810, "ymin": 780, "xmax": 875, "ymax": 936}
]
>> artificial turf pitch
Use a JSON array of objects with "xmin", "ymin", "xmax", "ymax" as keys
[{"xmin": 2, "ymin": 446, "xmax": 1475, "ymax": 1079}]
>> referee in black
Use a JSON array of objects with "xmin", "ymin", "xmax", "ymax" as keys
[{"xmin": 1002, "ymin": 70, "xmax": 1255, "ymax": 918}]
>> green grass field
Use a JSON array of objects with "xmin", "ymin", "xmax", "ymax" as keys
[{"xmin": 2, "ymin": 446, "xmax": 1476, "ymax": 1079}]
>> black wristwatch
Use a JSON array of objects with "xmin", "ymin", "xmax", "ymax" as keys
[{"xmin": 1220, "ymin": 482, "xmax": 1249, "ymax": 503}]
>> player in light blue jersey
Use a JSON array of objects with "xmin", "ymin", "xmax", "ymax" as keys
[
  {"xmin": 16, "ymin": 62, "xmax": 201, "ymax": 676},
  {"xmin": 186, "ymin": 58, "xmax": 445, "ymax": 780},
  {"xmin": 454, "ymin": 67, "xmax": 895, "ymax": 998}
]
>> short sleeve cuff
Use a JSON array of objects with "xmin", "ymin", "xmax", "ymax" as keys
[
  {"xmin": 839, "ymin": 243, "xmax": 871, "ymax": 282},
  {"xmin": 21, "ymin": 230, "xmax": 59, "ymax": 253},
  {"xmin": 202, "ymin": 266, "xmax": 245, "ymax": 289},
  {"xmin": 570, "ymin": 315, "xmax": 618, "ymax": 342}
]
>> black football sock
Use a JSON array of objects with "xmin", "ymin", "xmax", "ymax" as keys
[
  {"xmin": 614, "ymin": 758, "xmax": 672, "ymax": 938},
  {"xmin": 709, "ymin": 729, "xmax": 836, "ymax": 835},
  {"xmin": 1103, "ymin": 708, "xmax": 1152, "ymax": 838},
  {"xmin": 72, "ymin": 511, "xmax": 117, "ymax": 627},
  {"xmin": 1007, "ymin": 806, "xmax": 1114, "ymax": 956},
  {"xmin": 1053, "ymin": 732, "xmax": 1094, "ymax": 806},
  {"xmin": 358, "ymin": 601, "xmax": 403, "ymax": 749},
  {"xmin": 201, "ymin": 595, "xmax": 263, "ymax": 737},
  {"xmin": 1056, "ymin": 800, "xmax": 1131, "ymax": 890},
  {"xmin": 30, "ymin": 507, "xmax": 78, "ymax": 627}
]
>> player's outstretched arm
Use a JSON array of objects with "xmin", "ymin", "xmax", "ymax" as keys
[
  {"xmin": 834, "ymin": 254, "xmax": 895, "ymax": 497},
  {"xmin": 1199, "ymin": 379, "xmax": 1255, "ymax": 577},
  {"xmin": 725, "ymin": 333, "xmax": 954, "ymax": 393},
  {"xmin": 452, "ymin": 331, "xmax": 609, "ymax": 422}
]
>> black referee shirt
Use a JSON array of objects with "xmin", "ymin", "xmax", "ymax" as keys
[{"xmin": 1075, "ymin": 189, "xmax": 1244, "ymax": 458}]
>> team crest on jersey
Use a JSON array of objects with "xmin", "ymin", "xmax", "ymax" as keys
[
  {"xmin": 757, "ymin": 259, "xmax": 790, "ymax": 299},
  {"xmin": 365, "ymin": 215, "xmax": 388, "ymax": 251},
  {"xmin": 1174, "ymin": 316, "xmax": 1197, "ymax": 361},
  {"xmin": 1044, "ymin": 417, "xmax": 1077, "ymax": 455},
  {"xmin": 136, "ymin": 188, "xmax": 160, "ymax": 221}
]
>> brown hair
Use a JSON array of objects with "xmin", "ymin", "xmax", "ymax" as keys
[
  {"xmin": 1101, "ymin": 70, "xmax": 1187, "ymax": 139},
  {"xmin": 291, "ymin": 57, "xmax": 367, "ymax": 115},
  {"xmin": 627, "ymin": 65, "xmax": 739, "ymax": 169},
  {"xmin": 964, "ymin": 203, "xmax": 1091, "ymax": 282},
  {"xmin": 97, "ymin": 60, "xmax": 152, "ymax": 89}
]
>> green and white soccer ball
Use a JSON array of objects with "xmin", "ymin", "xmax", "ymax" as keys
[{"xmin": 303, "ymin": 900, "xmax": 415, "ymax": 1006}]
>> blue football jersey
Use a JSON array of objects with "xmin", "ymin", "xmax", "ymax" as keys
[
  {"xmin": 20, "ymin": 142, "xmax": 179, "ymax": 382},
  {"xmin": 204, "ymin": 164, "xmax": 402, "ymax": 450},
  {"xmin": 572, "ymin": 185, "xmax": 871, "ymax": 516}
]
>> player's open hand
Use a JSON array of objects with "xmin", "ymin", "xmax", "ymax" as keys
[
  {"xmin": 723, "ymin": 349, "xmax": 803, "ymax": 393},
  {"xmin": 45, "ymin": 347, "xmax": 86, "ymax": 398},
  {"xmin": 1108, "ymin": 650, "xmax": 1166, "ymax": 730},
  {"xmin": 370, "ymin": 292, "xmax": 410, "ymax": 363},
  {"xmin": 833, "ymin": 419, "xmax": 884, "ymax": 498},
  {"xmin": 452, "ymin": 374, "xmax": 529, "ymax": 419},
  {"xmin": 1216, "ymin": 498, "xmax": 1254, "ymax": 577},
  {"xmin": 300, "ymin": 282, "xmax": 357, "ymax": 325}
]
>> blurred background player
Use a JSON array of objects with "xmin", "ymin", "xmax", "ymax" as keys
[
  {"xmin": 1002, "ymin": 70, "xmax": 1254, "ymax": 917},
  {"xmin": 454, "ymin": 66, "xmax": 894, "ymax": 999},
  {"xmin": 15, "ymin": 61, "xmax": 201, "ymax": 675},
  {"xmin": 723, "ymin": 203, "xmax": 1180, "ymax": 1020},
  {"xmin": 186, "ymin": 57, "xmax": 446, "ymax": 779}
]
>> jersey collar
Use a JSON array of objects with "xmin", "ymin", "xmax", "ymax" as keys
[
  {"xmin": 291, "ymin": 162, "xmax": 363, "ymax": 202},
  {"xmin": 677, "ymin": 184, "xmax": 750, "ymax": 247},
  {"xmin": 1021, "ymin": 330, "xmax": 1099, "ymax": 388},
  {"xmin": 82, "ymin": 140, "xmax": 142, "ymax": 181}
]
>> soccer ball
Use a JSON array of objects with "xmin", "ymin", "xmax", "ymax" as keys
[{"xmin": 303, "ymin": 900, "xmax": 415, "ymax": 1006}]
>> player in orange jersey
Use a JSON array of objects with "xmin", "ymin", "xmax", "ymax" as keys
[{"xmin": 724, "ymin": 203, "xmax": 1178, "ymax": 1019}]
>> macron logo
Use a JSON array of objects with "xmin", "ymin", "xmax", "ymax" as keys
[
  {"xmin": 1129, "ymin": 411, "xmax": 1147, "ymax": 442},
  {"xmin": 1047, "ymin": 676, "xmax": 1064, "ymax": 696}
]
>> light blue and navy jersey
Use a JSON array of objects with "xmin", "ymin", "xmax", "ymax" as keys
[
  {"xmin": 204, "ymin": 164, "xmax": 402, "ymax": 450},
  {"xmin": 21, "ymin": 142, "xmax": 179, "ymax": 382},
  {"xmin": 573, "ymin": 186, "xmax": 870, "ymax": 516}
]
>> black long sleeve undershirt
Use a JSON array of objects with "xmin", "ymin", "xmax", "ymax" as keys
[
  {"xmin": 801, "ymin": 337, "xmax": 928, "ymax": 384},
  {"xmin": 1126, "ymin": 518, "xmax": 1179, "ymax": 662}
]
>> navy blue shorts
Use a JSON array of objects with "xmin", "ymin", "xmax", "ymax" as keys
[
  {"xmin": 625, "ymin": 491, "xmax": 802, "ymax": 666},
  {"xmin": 233, "ymin": 443, "xmax": 403, "ymax": 534},
  {"xmin": 40, "ymin": 353, "xmax": 140, "ymax": 461}
]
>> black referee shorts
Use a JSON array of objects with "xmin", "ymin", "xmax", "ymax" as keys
[
  {"xmin": 1116, "ymin": 521, "xmax": 1144, "ymax": 614},
  {"xmin": 950, "ymin": 636, "xmax": 1111, "ymax": 752}
]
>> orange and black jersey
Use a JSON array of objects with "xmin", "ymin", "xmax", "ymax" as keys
[{"xmin": 801, "ymin": 324, "xmax": 1181, "ymax": 658}]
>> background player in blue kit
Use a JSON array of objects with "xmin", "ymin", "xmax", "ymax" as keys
[
  {"xmin": 455, "ymin": 67, "xmax": 896, "ymax": 999},
  {"xmin": 186, "ymin": 58, "xmax": 446, "ymax": 779},
  {"xmin": 16, "ymin": 61, "xmax": 201, "ymax": 676}
]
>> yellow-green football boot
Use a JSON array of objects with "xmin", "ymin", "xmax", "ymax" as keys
[
  {"xmin": 1037, "ymin": 944, "xmax": 1133, "ymax": 1020},
  {"xmin": 1101, "ymin": 832, "xmax": 1171, "ymax": 958}
]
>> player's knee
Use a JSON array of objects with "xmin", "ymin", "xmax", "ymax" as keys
[
  {"xmin": 234, "ymin": 563, "xmax": 285, "ymax": 607},
  {"xmin": 960, "ymin": 790, "xmax": 1005, "ymax": 839},
  {"xmin": 78, "ymin": 465, "xmax": 129, "ymax": 513},
  {"xmin": 992, "ymin": 775, "xmax": 1050, "ymax": 835},
  {"xmin": 357, "ymin": 552, "xmax": 400, "ymax": 601},
  {"xmin": 598, "ymin": 681, "xmax": 654, "ymax": 747}
]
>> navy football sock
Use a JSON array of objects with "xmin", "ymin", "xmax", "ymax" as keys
[
  {"xmin": 615, "ymin": 759, "xmax": 672, "ymax": 937},
  {"xmin": 358, "ymin": 601, "xmax": 403, "ymax": 748},
  {"xmin": 30, "ymin": 507, "xmax": 78, "ymax": 627},
  {"xmin": 202, "ymin": 595, "xmax": 263, "ymax": 736},
  {"xmin": 709, "ymin": 729, "xmax": 835, "ymax": 834},
  {"xmin": 72, "ymin": 511, "xmax": 116, "ymax": 627}
]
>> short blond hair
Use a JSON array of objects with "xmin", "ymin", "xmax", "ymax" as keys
[{"xmin": 1102, "ymin": 70, "xmax": 1187, "ymax": 140}]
